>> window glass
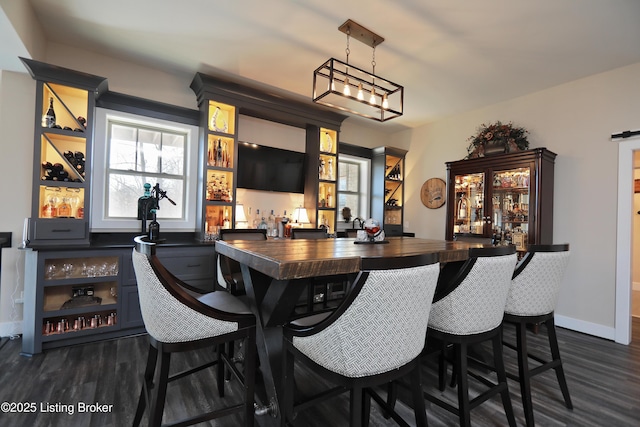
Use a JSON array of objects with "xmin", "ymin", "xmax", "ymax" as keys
[
  {"xmin": 105, "ymin": 121, "xmax": 186, "ymax": 219},
  {"xmin": 337, "ymin": 154, "xmax": 370, "ymax": 226}
]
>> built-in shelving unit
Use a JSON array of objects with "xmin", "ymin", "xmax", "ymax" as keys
[
  {"xmin": 21, "ymin": 58, "xmax": 108, "ymax": 246},
  {"xmin": 372, "ymin": 146, "xmax": 407, "ymax": 236}
]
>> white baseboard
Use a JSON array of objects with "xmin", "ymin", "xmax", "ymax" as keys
[
  {"xmin": 0, "ymin": 321, "xmax": 22, "ymax": 338},
  {"xmin": 555, "ymin": 314, "xmax": 616, "ymax": 341}
]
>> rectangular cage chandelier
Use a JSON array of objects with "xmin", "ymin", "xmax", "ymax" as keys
[{"xmin": 313, "ymin": 19, "xmax": 404, "ymax": 122}]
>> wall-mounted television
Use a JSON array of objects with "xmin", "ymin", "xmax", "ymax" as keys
[{"xmin": 237, "ymin": 142, "xmax": 306, "ymax": 194}]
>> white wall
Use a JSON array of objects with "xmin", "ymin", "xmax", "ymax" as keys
[
  {"xmin": 0, "ymin": 70, "xmax": 35, "ymax": 336},
  {"xmin": 403, "ymin": 62, "xmax": 640, "ymax": 338},
  {"xmin": 634, "ymin": 168, "xmax": 640, "ymax": 289}
]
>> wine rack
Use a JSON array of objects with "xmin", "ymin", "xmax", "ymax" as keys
[
  {"xmin": 372, "ymin": 147, "xmax": 407, "ymax": 236},
  {"xmin": 21, "ymin": 58, "xmax": 107, "ymax": 245}
]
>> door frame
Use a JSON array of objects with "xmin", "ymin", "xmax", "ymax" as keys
[{"xmin": 616, "ymin": 137, "xmax": 640, "ymax": 344}]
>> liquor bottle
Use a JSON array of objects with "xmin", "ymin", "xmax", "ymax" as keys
[
  {"xmin": 457, "ymin": 194, "xmax": 469, "ymax": 220},
  {"xmin": 216, "ymin": 139, "xmax": 223, "ymax": 167},
  {"xmin": 148, "ymin": 211, "xmax": 160, "ymax": 241},
  {"xmin": 42, "ymin": 97, "xmax": 56, "ymax": 128},
  {"xmin": 253, "ymin": 209, "xmax": 261, "ymax": 229},
  {"xmin": 58, "ymin": 198, "xmax": 71, "ymax": 217},
  {"xmin": 326, "ymin": 188, "xmax": 333, "ymax": 208},
  {"xmin": 257, "ymin": 211, "xmax": 268, "ymax": 230},
  {"xmin": 327, "ymin": 158, "xmax": 334, "ymax": 180},
  {"xmin": 41, "ymin": 197, "xmax": 57, "ymax": 218},
  {"xmin": 267, "ymin": 210, "xmax": 276, "ymax": 236},
  {"xmin": 222, "ymin": 208, "xmax": 230, "ymax": 229}
]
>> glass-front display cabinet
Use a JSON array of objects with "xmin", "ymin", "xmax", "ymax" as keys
[{"xmin": 445, "ymin": 148, "xmax": 556, "ymax": 253}]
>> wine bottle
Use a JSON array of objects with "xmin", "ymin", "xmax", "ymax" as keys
[
  {"xmin": 148, "ymin": 219, "xmax": 160, "ymax": 241},
  {"xmin": 42, "ymin": 97, "xmax": 56, "ymax": 128}
]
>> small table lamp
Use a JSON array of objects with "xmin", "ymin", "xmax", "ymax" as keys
[
  {"xmin": 235, "ymin": 203, "xmax": 248, "ymax": 229},
  {"xmin": 292, "ymin": 206, "xmax": 310, "ymax": 227}
]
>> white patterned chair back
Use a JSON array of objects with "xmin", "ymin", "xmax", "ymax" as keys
[
  {"xmin": 505, "ymin": 246, "xmax": 570, "ymax": 317},
  {"xmin": 132, "ymin": 249, "xmax": 238, "ymax": 343},
  {"xmin": 429, "ymin": 252, "xmax": 517, "ymax": 335},
  {"xmin": 292, "ymin": 261, "xmax": 440, "ymax": 378}
]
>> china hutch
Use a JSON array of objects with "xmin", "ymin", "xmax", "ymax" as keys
[
  {"xmin": 372, "ymin": 146, "xmax": 407, "ymax": 236},
  {"xmin": 445, "ymin": 148, "xmax": 556, "ymax": 253}
]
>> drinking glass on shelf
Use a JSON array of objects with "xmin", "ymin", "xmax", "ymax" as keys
[
  {"xmin": 45, "ymin": 263, "xmax": 57, "ymax": 279},
  {"xmin": 61, "ymin": 263, "xmax": 74, "ymax": 278}
]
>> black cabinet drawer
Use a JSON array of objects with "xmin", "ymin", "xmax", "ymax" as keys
[{"xmin": 33, "ymin": 219, "xmax": 87, "ymax": 240}]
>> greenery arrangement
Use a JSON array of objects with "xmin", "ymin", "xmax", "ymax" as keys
[{"xmin": 466, "ymin": 121, "xmax": 529, "ymax": 159}]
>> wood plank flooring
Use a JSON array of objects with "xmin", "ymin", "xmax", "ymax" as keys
[{"xmin": 0, "ymin": 317, "xmax": 638, "ymax": 426}]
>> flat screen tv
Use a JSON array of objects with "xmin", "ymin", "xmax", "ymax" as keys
[{"xmin": 237, "ymin": 142, "xmax": 305, "ymax": 194}]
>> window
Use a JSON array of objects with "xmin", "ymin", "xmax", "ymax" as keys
[
  {"xmin": 337, "ymin": 154, "xmax": 370, "ymax": 227},
  {"xmin": 106, "ymin": 122, "xmax": 186, "ymax": 219},
  {"xmin": 92, "ymin": 109, "xmax": 198, "ymax": 231}
]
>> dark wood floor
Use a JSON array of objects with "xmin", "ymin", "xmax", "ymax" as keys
[{"xmin": 0, "ymin": 318, "xmax": 639, "ymax": 426}]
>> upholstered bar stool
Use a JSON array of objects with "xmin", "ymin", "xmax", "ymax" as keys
[
  {"xmin": 131, "ymin": 236, "xmax": 256, "ymax": 427},
  {"xmin": 503, "ymin": 244, "xmax": 572, "ymax": 427},
  {"xmin": 282, "ymin": 253, "xmax": 440, "ymax": 426},
  {"xmin": 424, "ymin": 246, "xmax": 518, "ymax": 427}
]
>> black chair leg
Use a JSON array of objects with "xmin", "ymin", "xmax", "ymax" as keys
[
  {"xmin": 362, "ymin": 387, "xmax": 371, "ymax": 426},
  {"xmin": 244, "ymin": 331, "xmax": 256, "ymax": 426},
  {"xmin": 217, "ymin": 342, "xmax": 226, "ymax": 397},
  {"xmin": 384, "ymin": 381, "xmax": 397, "ymax": 419},
  {"xmin": 410, "ymin": 364, "xmax": 429, "ymax": 427},
  {"xmin": 546, "ymin": 318, "xmax": 573, "ymax": 409},
  {"xmin": 133, "ymin": 343, "xmax": 158, "ymax": 426},
  {"xmin": 349, "ymin": 387, "xmax": 363, "ymax": 427},
  {"xmin": 438, "ymin": 340, "xmax": 448, "ymax": 391},
  {"xmin": 149, "ymin": 348, "xmax": 171, "ymax": 427},
  {"xmin": 282, "ymin": 345, "xmax": 295, "ymax": 424},
  {"xmin": 492, "ymin": 330, "xmax": 517, "ymax": 427},
  {"xmin": 455, "ymin": 343, "xmax": 471, "ymax": 427},
  {"xmin": 515, "ymin": 321, "xmax": 535, "ymax": 427}
]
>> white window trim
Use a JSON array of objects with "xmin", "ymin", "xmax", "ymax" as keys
[
  {"xmin": 92, "ymin": 108, "xmax": 199, "ymax": 232},
  {"xmin": 337, "ymin": 153, "xmax": 370, "ymax": 227}
]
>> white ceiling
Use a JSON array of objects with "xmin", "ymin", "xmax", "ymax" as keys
[{"xmin": 6, "ymin": 0, "xmax": 640, "ymax": 132}]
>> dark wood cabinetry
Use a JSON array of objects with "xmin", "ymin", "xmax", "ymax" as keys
[{"xmin": 445, "ymin": 148, "xmax": 556, "ymax": 251}]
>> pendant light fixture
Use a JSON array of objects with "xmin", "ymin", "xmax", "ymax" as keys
[{"xmin": 313, "ymin": 19, "xmax": 404, "ymax": 122}]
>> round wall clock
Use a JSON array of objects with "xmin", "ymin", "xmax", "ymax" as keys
[{"xmin": 421, "ymin": 178, "xmax": 446, "ymax": 209}]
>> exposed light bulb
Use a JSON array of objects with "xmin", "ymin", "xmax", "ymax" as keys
[
  {"xmin": 357, "ymin": 83, "xmax": 364, "ymax": 101},
  {"xmin": 369, "ymin": 87, "xmax": 376, "ymax": 105},
  {"xmin": 343, "ymin": 77, "xmax": 351, "ymax": 96},
  {"xmin": 330, "ymin": 79, "xmax": 336, "ymax": 91},
  {"xmin": 382, "ymin": 93, "xmax": 389, "ymax": 109}
]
